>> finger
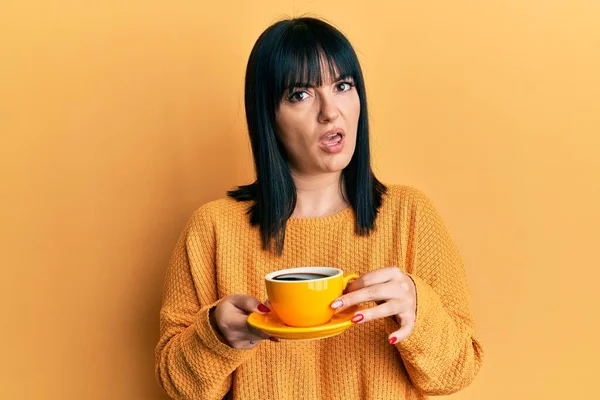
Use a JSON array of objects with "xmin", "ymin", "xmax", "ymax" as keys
[
  {"xmin": 332, "ymin": 282, "xmax": 398, "ymax": 311},
  {"xmin": 232, "ymin": 331, "xmax": 270, "ymax": 349},
  {"xmin": 345, "ymin": 266, "xmax": 402, "ymax": 293},
  {"xmin": 258, "ymin": 300, "xmax": 279, "ymax": 342},
  {"xmin": 220, "ymin": 306, "xmax": 255, "ymax": 333},
  {"xmin": 229, "ymin": 295, "xmax": 271, "ymax": 314},
  {"xmin": 219, "ymin": 301, "xmax": 270, "ymax": 334},
  {"xmin": 247, "ymin": 330, "xmax": 271, "ymax": 343},
  {"xmin": 247, "ymin": 323, "xmax": 272, "ymax": 340},
  {"xmin": 388, "ymin": 314, "xmax": 416, "ymax": 345},
  {"xmin": 227, "ymin": 318, "xmax": 279, "ymax": 349},
  {"xmin": 242, "ymin": 324, "xmax": 280, "ymax": 348},
  {"xmin": 349, "ymin": 300, "xmax": 403, "ymax": 324},
  {"xmin": 223, "ymin": 308, "xmax": 274, "ymax": 339}
]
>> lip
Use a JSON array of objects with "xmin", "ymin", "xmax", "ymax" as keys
[
  {"xmin": 320, "ymin": 127, "xmax": 345, "ymax": 141},
  {"xmin": 319, "ymin": 128, "xmax": 345, "ymax": 154}
]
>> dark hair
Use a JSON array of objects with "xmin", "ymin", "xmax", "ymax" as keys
[{"xmin": 228, "ymin": 17, "xmax": 387, "ymax": 255}]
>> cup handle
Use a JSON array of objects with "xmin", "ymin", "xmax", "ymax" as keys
[{"xmin": 342, "ymin": 273, "xmax": 360, "ymax": 289}]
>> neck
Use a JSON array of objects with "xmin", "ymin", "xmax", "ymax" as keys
[{"xmin": 289, "ymin": 171, "xmax": 348, "ymax": 218}]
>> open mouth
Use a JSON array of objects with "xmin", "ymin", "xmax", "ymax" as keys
[{"xmin": 321, "ymin": 133, "xmax": 344, "ymax": 146}]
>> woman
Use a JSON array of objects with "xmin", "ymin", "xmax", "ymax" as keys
[{"xmin": 155, "ymin": 17, "xmax": 484, "ymax": 400}]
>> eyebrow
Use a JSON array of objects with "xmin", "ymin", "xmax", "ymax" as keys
[{"xmin": 288, "ymin": 73, "xmax": 354, "ymax": 89}]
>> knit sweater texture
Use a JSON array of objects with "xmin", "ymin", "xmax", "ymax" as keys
[{"xmin": 155, "ymin": 184, "xmax": 484, "ymax": 399}]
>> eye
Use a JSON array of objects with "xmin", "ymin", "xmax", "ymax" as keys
[
  {"xmin": 336, "ymin": 81, "xmax": 355, "ymax": 92},
  {"xmin": 288, "ymin": 90, "xmax": 310, "ymax": 103}
]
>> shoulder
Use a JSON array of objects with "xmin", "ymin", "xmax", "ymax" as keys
[
  {"xmin": 383, "ymin": 183, "xmax": 434, "ymax": 209},
  {"xmin": 382, "ymin": 184, "xmax": 450, "ymax": 234},
  {"xmin": 189, "ymin": 196, "xmax": 251, "ymax": 229}
]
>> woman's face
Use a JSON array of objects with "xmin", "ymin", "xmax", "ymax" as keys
[{"xmin": 275, "ymin": 67, "xmax": 360, "ymax": 176}]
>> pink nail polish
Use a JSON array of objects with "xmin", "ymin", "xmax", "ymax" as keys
[
  {"xmin": 331, "ymin": 300, "xmax": 343, "ymax": 309},
  {"xmin": 351, "ymin": 314, "xmax": 364, "ymax": 323},
  {"xmin": 257, "ymin": 304, "xmax": 271, "ymax": 313},
  {"xmin": 389, "ymin": 337, "xmax": 398, "ymax": 345}
]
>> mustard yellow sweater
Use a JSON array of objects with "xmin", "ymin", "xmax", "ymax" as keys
[{"xmin": 155, "ymin": 185, "xmax": 484, "ymax": 400}]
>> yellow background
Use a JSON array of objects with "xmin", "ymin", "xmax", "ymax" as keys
[{"xmin": 2, "ymin": 1, "xmax": 599, "ymax": 399}]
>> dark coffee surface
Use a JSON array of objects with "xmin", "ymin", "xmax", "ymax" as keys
[{"xmin": 273, "ymin": 273, "xmax": 331, "ymax": 281}]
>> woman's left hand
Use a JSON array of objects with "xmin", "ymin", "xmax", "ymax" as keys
[{"xmin": 331, "ymin": 266, "xmax": 417, "ymax": 345}]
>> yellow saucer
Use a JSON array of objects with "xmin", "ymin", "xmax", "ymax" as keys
[{"xmin": 247, "ymin": 306, "xmax": 361, "ymax": 341}]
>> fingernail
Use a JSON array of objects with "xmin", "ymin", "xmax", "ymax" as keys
[
  {"xmin": 331, "ymin": 299, "xmax": 343, "ymax": 309},
  {"xmin": 268, "ymin": 336, "xmax": 280, "ymax": 342},
  {"xmin": 257, "ymin": 304, "xmax": 271, "ymax": 313},
  {"xmin": 351, "ymin": 313, "xmax": 364, "ymax": 323},
  {"xmin": 389, "ymin": 337, "xmax": 398, "ymax": 345}
]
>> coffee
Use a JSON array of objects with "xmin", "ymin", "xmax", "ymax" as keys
[{"xmin": 273, "ymin": 273, "xmax": 331, "ymax": 281}]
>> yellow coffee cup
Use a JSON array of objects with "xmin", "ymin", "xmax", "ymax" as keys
[{"xmin": 265, "ymin": 267, "xmax": 359, "ymax": 327}]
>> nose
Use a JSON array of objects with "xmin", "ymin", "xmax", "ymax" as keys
[{"xmin": 317, "ymin": 93, "xmax": 340, "ymax": 124}]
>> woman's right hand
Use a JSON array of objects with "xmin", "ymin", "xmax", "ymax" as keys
[{"xmin": 213, "ymin": 294, "xmax": 278, "ymax": 349}]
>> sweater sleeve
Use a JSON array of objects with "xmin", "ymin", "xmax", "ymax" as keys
[
  {"xmin": 155, "ymin": 205, "xmax": 254, "ymax": 400},
  {"xmin": 392, "ymin": 189, "xmax": 484, "ymax": 395}
]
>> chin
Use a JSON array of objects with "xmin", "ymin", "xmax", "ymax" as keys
[{"xmin": 323, "ymin": 153, "xmax": 353, "ymax": 173}]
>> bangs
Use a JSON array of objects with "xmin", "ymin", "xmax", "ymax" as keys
[{"xmin": 270, "ymin": 22, "xmax": 360, "ymax": 104}]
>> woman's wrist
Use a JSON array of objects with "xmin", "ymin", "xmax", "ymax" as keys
[{"xmin": 208, "ymin": 305, "xmax": 229, "ymax": 345}]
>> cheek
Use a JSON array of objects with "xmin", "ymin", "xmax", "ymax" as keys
[
  {"xmin": 277, "ymin": 111, "xmax": 314, "ymax": 144},
  {"xmin": 275, "ymin": 119, "xmax": 309, "ymax": 159},
  {"xmin": 340, "ymin": 93, "xmax": 361, "ymax": 127},
  {"xmin": 275, "ymin": 112, "xmax": 296, "ymax": 143},
  {"xmin": 350, "ymin": 94, "xmax": 361, "ymax": 121}
]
